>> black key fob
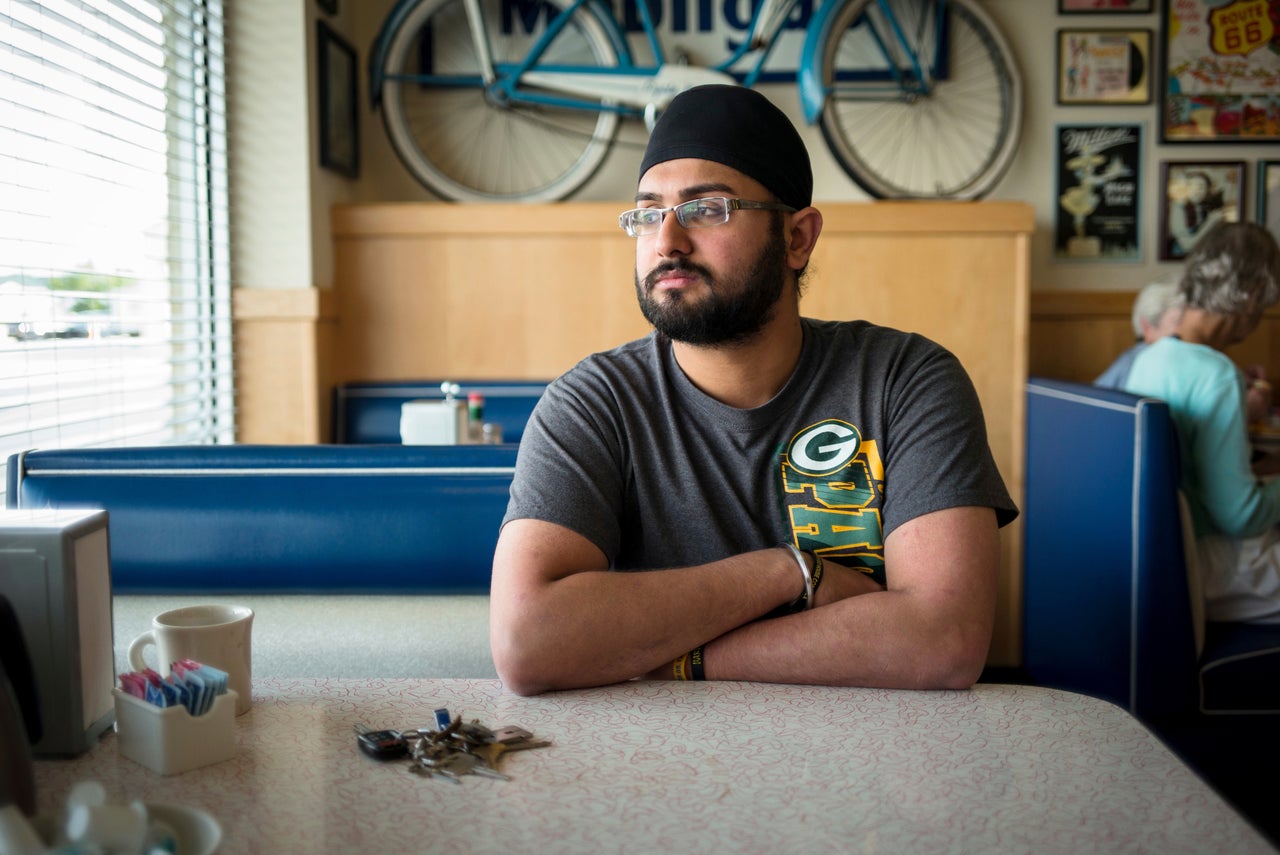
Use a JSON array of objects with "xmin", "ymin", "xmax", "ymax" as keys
[{"xmin": 357, "ymin": 729, "xmax": 407, "ymax": 760}]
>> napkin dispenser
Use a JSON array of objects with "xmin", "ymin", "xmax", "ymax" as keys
[
  {"xmin": 0, "ymin": 509, "xmax": 115, "ymax": 757},
  {"xmin": 401, "ymin": 381, "xmax": 475, "ymax": 445},
  {"xmin": 0, "ymin": 594, "xmax": 38, "ymax": 815},
  {"xmin": 401, "ymin": 398, "xmax": 469, "ymax": 445}
]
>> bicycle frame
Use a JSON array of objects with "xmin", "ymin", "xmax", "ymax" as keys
[
  {"xmin": 798, "ymin": 0, "xmax": 948, "ymax": 123},
  {"xmin": 369, "ymin": 0, "xmax": 952, "ymax": 124}
]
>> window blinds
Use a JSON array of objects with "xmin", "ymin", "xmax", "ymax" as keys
[{"xmin": 0, "ymin": 0, "xmax": 233, "ymax": 504}]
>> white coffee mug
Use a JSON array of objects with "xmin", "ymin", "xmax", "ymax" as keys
[{"xmin": 128, "ymin": 605, "xmax": 253, "ymax": 716}]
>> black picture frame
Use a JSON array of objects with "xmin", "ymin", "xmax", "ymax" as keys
[
  {"xmin": 318, "ymin": 20, "xmax": 358, "ymax": 178},
  {"xmin": 1058, "ymin": 0, "xmax": 1153, "ymax": 13},
  {"xmin": 1157, "ymin": 160, "xmax": 1246, "ymax": 261},
  {"xmin": 1056, "ymin": 29, "xmax": 1153, "ymax": 105},
  {"xmin": 1260, "ymin": 160, "xmax": 1280, "ymax": 245},
  {"xmin": 1161, "ymin": 1, "xmax": 1280, "ymax": 143},
  {"xmin": 1053, "ymin": 123, "xmax": 1143, "ymax": 262}
]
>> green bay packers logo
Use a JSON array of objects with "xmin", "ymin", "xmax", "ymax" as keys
[
  {"xmin": 780, "ymin": 419, "xmax": 886, "ymax": 585},
  {"xmin": 787, "ymin": 420, "xmax": 861, "ymax": 476}
]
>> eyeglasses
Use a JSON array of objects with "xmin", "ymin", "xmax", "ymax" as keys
[{"xmin": 618, "ymin": 197, "xmax": 796, "ymax": 237}]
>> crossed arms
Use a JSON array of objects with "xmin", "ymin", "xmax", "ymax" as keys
[{"xmin": 489, "ymin": 505, "xmax": 999, "ymax": 696}]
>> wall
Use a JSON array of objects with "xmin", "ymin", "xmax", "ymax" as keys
[
  {"xmin": 227, "ymin": 0, "xmax": 354, "ymax": 441},
  {"xmin": 338, "ymin": 0, "xmax": 1277, "ymax": 292},
  {"xmin": 230, "ymin": 2, "xmax": 1280, "ymax": 437}
]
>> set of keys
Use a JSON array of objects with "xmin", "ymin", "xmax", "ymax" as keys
[{"xmin": 354, "ymin": 707, "xmax": 550, "ymax": 783}]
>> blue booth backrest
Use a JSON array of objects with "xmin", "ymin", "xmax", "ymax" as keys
[
  {"xmin": 333, "ymin": 381, "xmax": 548, "ymax": 444},
  {"xmin": 6, "ymin": 445, "xmax": 518, "ymax": 594},
  {"xmin": 1023, "ymin": 378, "xmax": 1199, "ymax": 720}
]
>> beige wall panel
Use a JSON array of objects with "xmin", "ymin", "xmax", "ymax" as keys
[
  {"xmin": 234, "ymin": 288, "xmax": 336, "ymax": 443},
  {"xmin": 806, "ymin": 236, "xmax": 1022, "ymax": 473},
  {"xmin": 1030, "ymin": 292, "xmax": 1280, "ymax": 385},
  {"xmin": 1031, "ymin": 320, "xmax": 1134, "ymax": 383},
  {"xmin": 333, "ymin": 209, "xmax": 648, "ymax": 382},
  {"xmin": 334, "ymin": 238, "xmax": 452, "ymax": 379}
]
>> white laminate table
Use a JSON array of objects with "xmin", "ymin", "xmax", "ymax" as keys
[{"xmin": 33, "ymin": 679, "xmax": 1275, "ymax": 854}]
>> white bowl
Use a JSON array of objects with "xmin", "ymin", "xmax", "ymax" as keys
[
  {"xmin": 147, "ymin": 803, "xmax": 222, "ymax": 855},
  {"xmin": 34, "ymin": 802, "xmax": 221, "ymax": 855}
]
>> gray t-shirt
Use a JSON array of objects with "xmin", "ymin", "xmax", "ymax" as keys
[{"xmin": 504, "ymin": 318, "xmax": 1017, "ymax": 585}]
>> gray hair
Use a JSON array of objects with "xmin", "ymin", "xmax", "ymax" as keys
[
  {"xmin": 1180, "ymin": 222, "xmax": 1280, "ymax": 315},
  {"xmin": 1130, "ymin": 280, "xmax": 1182, "ymax": 338}
]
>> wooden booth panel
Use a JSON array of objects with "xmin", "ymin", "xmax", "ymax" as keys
[
  {"xmin": 334, "ymin": 233, "xmax": 648, "ymax": 381},
  {"xmin": 233, "ymin": 287, "xmax": 337, "ymax": 444},
  {"xmin": 323, "ymin": 201, "xmax": 1033, "ymax": 665},
  {"xmin": 807, "ymin": 232, "xmax": 1026, "ymax": 476},
  {"xmin": 1029, "ymin": 291, "xmax": 1280, "ymax": 385}
]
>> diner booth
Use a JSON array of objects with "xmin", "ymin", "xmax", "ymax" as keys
[{"xmin": 11, "ymin": 200, "xmax": 1278, "ymax": 848}]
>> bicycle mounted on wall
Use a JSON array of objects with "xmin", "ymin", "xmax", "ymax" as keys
[{"xmin": 369, "ymin": 0, "xmax": 1023, "ymax": 202}]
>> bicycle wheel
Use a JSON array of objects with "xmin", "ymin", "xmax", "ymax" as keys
[
  {"xmin": 815, "ymin": 0, "xmax": 1022, "ymax": 199},
  {"xmin": 379, "ymin": 0, "xmax": 620, "ymax": 202}
]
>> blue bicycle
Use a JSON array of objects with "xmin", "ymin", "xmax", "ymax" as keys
[{"xmin": 369, "ymin": 0, "xmax": 1022, "ymax": 202}]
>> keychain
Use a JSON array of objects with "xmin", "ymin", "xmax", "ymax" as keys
[{"xmin": 353, "ymin": 723, "xmax": 407, "ymax": 760}]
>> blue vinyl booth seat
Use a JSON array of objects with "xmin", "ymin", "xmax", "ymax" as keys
[
  {"xmin": 6, "ymin": 445, "xmax": 518, "ymax": 594},
  {"xmin": 332, "ymin": 380, "xmax": 548, "ymax": 444},
  {"xmin": 1023, "ymin": 377, "xmax": 1280, "ymax": 720}
]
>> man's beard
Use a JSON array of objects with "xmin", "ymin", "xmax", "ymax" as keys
[{"xmin": 634, "ymin": 220, "xmax": 789, "ymax": 347}]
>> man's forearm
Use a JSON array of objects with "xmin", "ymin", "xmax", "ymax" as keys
[
  {"xmin": 694, "ymin": 588, "xmax": 992, "ymax": 690},
  {"xmin": 493, "ymin": 509, "xmax": 1000, "ymax": 694},
  {"xmin": 690, "ymin": 510, "xmax": 1000, "ymax": 690},
  {"xmin": 490, "ymin": 534, "xmax": 807, "ymax": 695}
]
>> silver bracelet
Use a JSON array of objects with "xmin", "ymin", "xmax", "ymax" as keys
[{"xmin": 780, "ymin": 543, "xmax": 814, "ymax": 610}]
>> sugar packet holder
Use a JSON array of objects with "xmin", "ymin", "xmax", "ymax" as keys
[
  {"xmin": 112, "ymin": 689, "xmax": 238, "ymax": 775},
  {"xmin": 118, "ymin": 658, "xmax": 229, "ymax": 717}
]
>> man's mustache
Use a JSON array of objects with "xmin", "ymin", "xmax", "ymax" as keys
[{"xmin": 642, "ymin": 259, "xmax": 714, "ymax": 291}]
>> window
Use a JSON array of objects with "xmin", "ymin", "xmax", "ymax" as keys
[{"xmin": 0, "ymin": 0, "xmax": 233, "ymax": 504}]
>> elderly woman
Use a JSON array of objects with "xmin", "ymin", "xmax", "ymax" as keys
[
  {"xmin": 1094, "ymin": 279, "xmax": 1184, "ymax": 389},
  {"xmin": 1123, "ymin": 222, "xmax": 1280, "ymax": 623}
]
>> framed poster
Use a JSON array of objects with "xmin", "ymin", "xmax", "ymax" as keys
[
  {"xmin": 1059, "ymin": 0, "xmax": 1154, "ymax": 12},
  {"xmin": 1162, "ymin": 0, "xmax": 1280, "ymax": 142},
  {"xmin": 1260, "ymin": 160, "xmax": 1280, "ymax": 243},
  {"xmin": 318, "ymin": 20, "xmax": 359, "ymax": 178},
  {"xmin": 1158, "ymin": 160, "xmax": 1246, "ymax": 260},
  {"xmin": 1054, "ymin": 124, "xmax": 1142, "ymax": 262},
  {"xmin": 1057, "ymin": 29, "xmax": 1153, "ymax": 104}
]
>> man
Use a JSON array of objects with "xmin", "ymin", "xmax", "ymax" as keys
[{"xmin": 490, "ymin": 85, "xmax": 1018, "ymax": 696}]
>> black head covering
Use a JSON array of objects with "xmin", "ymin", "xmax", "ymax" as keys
[{"xmin": 638, "ymin": 85, "xmax": 812, "ymax": 211}]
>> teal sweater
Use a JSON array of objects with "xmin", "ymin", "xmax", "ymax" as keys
[{"xmin": 1124, "ymin": 336, "xmax": 1280, "ymax": 539}]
